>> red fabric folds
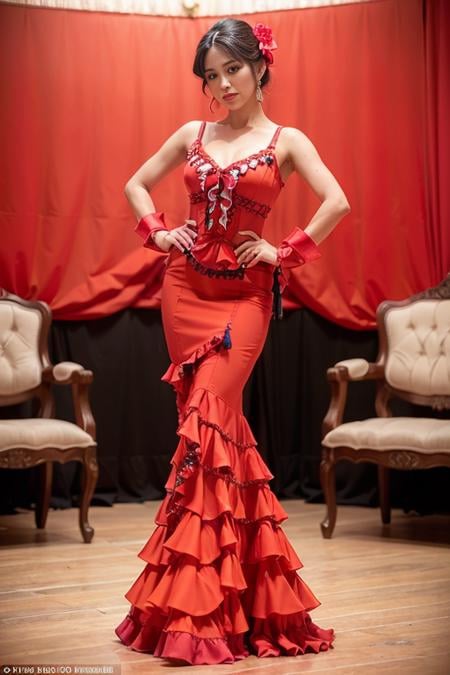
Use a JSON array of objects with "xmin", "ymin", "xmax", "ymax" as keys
[
  {"xmin": 153, "ymin": 630, "xmax": 248, "ymax": 665},
  {"xmin": 2, "ymin": 2, "xmax": 448, "ymax": 326},
  {"xmin": 251, "ymin": 613, "xmax": 335, "ymax": 657},
  {"xmin": 188, "ymin": 236, "xmax": 239, "ymax": 269},
  {"xmin": 116, "ymin": 608, "xmax": 249, "ymax": 664},
  {"xmin": 161, "ymin": 329, "xmax": 232, "ymax": 424}
]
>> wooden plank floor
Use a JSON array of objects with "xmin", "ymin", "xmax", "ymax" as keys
[{"xmin": 1, "ymin": 501, "xmax": 449, "ymax": 674}]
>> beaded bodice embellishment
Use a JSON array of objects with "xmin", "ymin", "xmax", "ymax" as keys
[
  {"xmin": 182, "ymin": 122, "xmax": 285, "ymax": 319},
  {"xmin": 186, "ymin": 130, "xmax": 279, "ymax": 232}
]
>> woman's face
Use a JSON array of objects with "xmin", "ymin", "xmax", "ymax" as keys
[{"xmin": 204, "ymin": 45, "xmax": 263, "ymax": 108}]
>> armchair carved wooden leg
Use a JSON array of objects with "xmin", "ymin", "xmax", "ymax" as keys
[
  {"xmin": 320, "ymin": 448, "xmax": 337, "ymax": 539},
  {"xmin": 79, "ymin": 447, "xmax": 99, "ymax": 543},
  {"xmin": 378, "ymin": 465, "xmax": 391, "ymax": 524},
  {"xmin": 35, "ymin": 461, "xmax": 53, "ymax": 529}
]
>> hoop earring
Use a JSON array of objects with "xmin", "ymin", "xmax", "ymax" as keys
[
  {"xmin": 209, "ymin": 96, "xmax": 218, "ymax": 113},
  {"xmin": 256, "ymin": 80, "xmax": 263, "ymax": 103}
]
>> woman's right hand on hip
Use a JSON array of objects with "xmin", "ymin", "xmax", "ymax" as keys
[{"xmin": 153, "ymin": 219, "xmax": 198, "ymax": 253}]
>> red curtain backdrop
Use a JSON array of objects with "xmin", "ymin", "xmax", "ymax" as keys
[{"xmin": 0, "ymin": 0, "xmax": 448, "ymax": 328}]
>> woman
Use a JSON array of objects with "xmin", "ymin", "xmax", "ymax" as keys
[{"xmin": 116, "ymin": 17, "xmax": 350, "ymax": 665}]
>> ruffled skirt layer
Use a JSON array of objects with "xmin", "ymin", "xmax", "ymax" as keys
[{"xmin": 115, "ymin": 374, "xmax": 334, "ymax": 663}]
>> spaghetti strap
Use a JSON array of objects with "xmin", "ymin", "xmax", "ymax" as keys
[
  {"xmin": 197, "ymin": 121, "xmax": 207, "ymax": 142},
  {"xmin": 268, "ymin": 125, "xmax": 283, "ymax": 149}
]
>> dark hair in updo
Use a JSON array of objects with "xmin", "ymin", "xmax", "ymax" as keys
[{"xmin": 193, "ymin": 18, "xmax": 271, "ymax": 94}]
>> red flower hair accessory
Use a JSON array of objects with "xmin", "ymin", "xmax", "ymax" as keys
[{"xmin": 253, "ymin": 23, "xmax": 277, "ymax": 65}]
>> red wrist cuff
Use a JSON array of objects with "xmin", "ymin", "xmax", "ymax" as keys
[
  {"xmin": 134, "ymin": 212, "xmax": 168, "ymax": 250},
  {"xmin": 275, "ymin": 228, "xmax": 321, "ymax": 293},
  {"xmin": 276, "ymin": 228, "xmax": 321, "ymax": 269}
]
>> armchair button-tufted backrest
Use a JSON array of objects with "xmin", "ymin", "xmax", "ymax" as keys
[
  {"xmin": 0, "ymin": 300, "xmax": 44, "ymax": 397},
  {"xmin": 384, "ymin": 299, "xmax": 450, "ymax": 397}
]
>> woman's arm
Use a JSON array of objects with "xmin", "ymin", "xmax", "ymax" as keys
[
  {"xmin": 236, "ymin": 127, "xmax": 350, "ymax": 270},
  {"xmin": 125, "ymin": 120, "xmax": 200, "ymax": 252},
  {"xmin": 283, "ymin": 126, "xmax": 350, "ymax": 245}
]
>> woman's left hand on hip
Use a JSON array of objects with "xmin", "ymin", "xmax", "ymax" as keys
[{"xmin": 235, "ymin": 230, "xmax": 278, "ymax": 268}]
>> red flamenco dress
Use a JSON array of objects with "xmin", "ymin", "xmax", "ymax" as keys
[{"xmin": 115, "ymin": 121, "xmax": 335, "ymax": 664}]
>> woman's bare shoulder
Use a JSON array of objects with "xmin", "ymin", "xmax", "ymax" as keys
[
  {"xmin": 279, "ymin": 126, "xmax": 320, "ymax": 161},
  {"xmin": 172, "ymin": 120, "xmax": 204, "ymax": 147},
  {"xmin": 280, "ymin": 126, "xmax": 311, "ymax": 143}
]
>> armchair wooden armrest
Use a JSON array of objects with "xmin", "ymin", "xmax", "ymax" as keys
[
  {"xmin": 41, "ymin": 363, "xmax": 95, "ymax": 439},
  {"xmin": 42, "ymin": 362, "xmax": 93, "ymax": 384},
  {"xmin": 322, "ymin": 359, "xmax": 384, "ymax": 436},
  {"xmin": 330, "ymin": 358, "xmax": 384, "ymax": 382}
]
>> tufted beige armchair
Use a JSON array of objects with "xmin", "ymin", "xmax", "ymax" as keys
[
  {"xmin": 0, "ymin": 290, "xmax": 98, "ymax": 542},
  {"xmin": 320, "ymin": 276, "xmax": 450, "ymax": 538}
]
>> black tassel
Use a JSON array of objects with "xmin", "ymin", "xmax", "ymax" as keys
[
  {"xmin": 272, "ymin": 267, "xmax": 283, "ymax": 320},
  {"xmin": 223, "ymin": 324, "xmax": 232, "ymax": 349}
]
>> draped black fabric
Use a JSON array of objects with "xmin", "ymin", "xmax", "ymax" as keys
[{"xmin": 1, "ymin": 309, "xmax": 449, "ymax": 516}]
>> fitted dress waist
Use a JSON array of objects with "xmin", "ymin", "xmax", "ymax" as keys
[{"xmin": 165, "ymin": 243, "xmax": 275, "ymax": 304}]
